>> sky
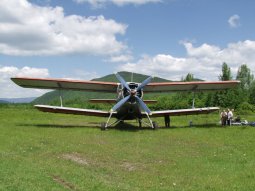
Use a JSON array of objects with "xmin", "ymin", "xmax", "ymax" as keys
[{"xmin": 1, "ymin": 0, "xmax": 255, "ymax": 98}]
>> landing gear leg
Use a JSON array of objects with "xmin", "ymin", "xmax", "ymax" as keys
[
  {"xmin": 102, "ymin": 112, "xmax": 127, "ymax": 130},
  {"xmin": 102, "ymin": 112, "xmax": 113, "ymax": 130},
  {"xmin": 145, "ymin": 113, "xmax": 156, "ymax": 129}
]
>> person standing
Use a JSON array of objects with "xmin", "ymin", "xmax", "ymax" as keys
[
  {"xmin": 164, "ymin": 115, "xmax": 170, "ymax": 128},
  {"xmin": 220, "ymin": 110, "xmax": 227, "ymax": 126},
  {"xmin": 227, "ymin": 109, "xmax": 233, "ymax": 126}
]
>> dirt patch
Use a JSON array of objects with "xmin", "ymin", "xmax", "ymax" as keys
[
  {"xmin": 52, "ymin": 175, "xmax": 78, "ymax": 191},
  {"xmin": 62, "ymin": 153, "xmax": 88, "ymax": 166},
  {"xmin": 120, "ymin": 162, "xmax": 137, "ymax": 171}
]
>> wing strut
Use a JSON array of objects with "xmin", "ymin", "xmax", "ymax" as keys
[
  {"xmin": 192, "ymin": 92, "xmax": 195, "ymax": 109},
  {"xmin": 59, "ymin": 90, "xmax": 63, "ymax": 107},
  {"xmin": 57, "ymin": 82, "xmax": 63, "ymax": 107}
]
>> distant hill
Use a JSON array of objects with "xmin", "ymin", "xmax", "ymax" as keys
[
  {"xmin": 33, "ymin": 71, "xmax": 171, "ymax": 105},
  {"xmin": 0, "ymin": 100, "xmax": 9, "ymax": 103},
  {"xmin": 92, "ymin": 71, "xmax": 171, "ymax": 83},
  {"xmin": 0, "ymin": 97, "xmax": 36, "ymax": 103}
]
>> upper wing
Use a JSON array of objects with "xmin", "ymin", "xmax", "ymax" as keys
[
  {"xmin": 35, "ymin": 105, "xmax": 116, "ymax": 117},
  {"xmin": 146, "ymin": 107, "xmax": 219, "ymax": 118},
  {"xmin": 11, "ymin": 77, "xmax": 118, "ymax": 93},
  {"xmin": 144, "ymin": 81, "xmax": 240, "ymax": 93}
]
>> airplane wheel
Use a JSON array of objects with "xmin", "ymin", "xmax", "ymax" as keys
[
  {"xmin": 101, "ymin": 122, "xmax": 107, "ymax": 131},
  {"xmin": 152, "ymin": 122, "xmax": 158, "ymax": 130}
]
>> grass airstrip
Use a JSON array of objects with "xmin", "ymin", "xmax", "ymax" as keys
[{"xmin": 1, "ymin": 104, "xmax": 255, "ymax": 190}]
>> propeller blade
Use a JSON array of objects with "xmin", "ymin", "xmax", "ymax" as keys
[
  {"xmin": 135, "ymin": 96, "xmax": 151, "ymax": 114},
  {"xmin": 137, "ymin": 76, "xmax": 153, "ymax": 91},
  {"xmin": 115, "ymin": 73, "xmax": 130, "ymax": 91},
  {"xmin": 111, "ymin": 95, "xmax": 131, "ymax": 112}
]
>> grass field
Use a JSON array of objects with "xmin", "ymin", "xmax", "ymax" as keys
[{"xmin": 1, "ymin": 105, "xmax": 255, "ymax": 190}]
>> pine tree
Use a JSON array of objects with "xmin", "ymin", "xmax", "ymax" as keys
[
  {"xmin": 183, "ymin": 73, "xmax": 194, "ymax": 82},
  {"xmin": 219, "ymin": 62, "xmax": 232, "ymax": 81},
  {"xmin": 236, "ymin": 64, "xmax": 254, "ymax": 90}
]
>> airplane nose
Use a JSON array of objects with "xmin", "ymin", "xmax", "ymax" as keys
[{"xmin": 130, "ymin": 89, "xmax": 136, "ymax": 96}]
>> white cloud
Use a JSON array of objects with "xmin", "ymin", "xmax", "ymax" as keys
[
  {"xmin": 0, "ymin": 66, "xmax": 50, "ymax": 98},
  {"xmin": 118, "ymin": 40, "xmax": 255, "ymax": 81},
  {"xmin": 74, "ymin": 0, "xmax": 161, "ymax": 8},
  {"xmin": 66, "ymin": 70, "xmax": 99, "ymax": 80},
  {"xmin": 228, "ymin": 14, "xmax": 241, "ymax": 28},
  {"xmin": 0, "ymin": 0, "xmax": 127, "ymax": 56},
  {"xmin": 108, "ymin": 54, "xmax": 133, "ymax": 62},
  {"xmin": 183, "ymin": 42, "xmax": 221, "ymax": 58},
  {"xmin": 0, "ymin": 66, "xmax": 103, "ymax": 98}
]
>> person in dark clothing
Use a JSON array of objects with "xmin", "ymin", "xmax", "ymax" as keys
[{"xmin": 164, "ymin": 115, "xmax": 170, "ymax": 128}]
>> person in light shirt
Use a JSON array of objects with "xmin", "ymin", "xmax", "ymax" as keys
[{"xmin": 227, "ymin": 109, "xmax": 233, "ymax": 126}]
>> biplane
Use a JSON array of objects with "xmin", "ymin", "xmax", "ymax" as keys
[{"xmin": 11, "ymin": 73, "xmax": 239, "ymax": 130}]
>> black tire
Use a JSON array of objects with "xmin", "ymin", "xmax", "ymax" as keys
[
  {"xmin": 152, "ymin": 122, "xmax": 158, "ymax": 130},
  {"xmin": 101, "ymin": 122, "xmax": 107, "ymax": 131}
]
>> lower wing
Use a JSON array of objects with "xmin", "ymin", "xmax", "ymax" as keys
[
  {"xmin": 146, "ymin": 107, "xmax": 219, "ymax": 117},
  {"xmin": 34, "ymin": 105, "xmax": 218, "ymax": 118},
  {"xmin": 34, "ymin": 105, "xmax": 116, "ymax": 117}
]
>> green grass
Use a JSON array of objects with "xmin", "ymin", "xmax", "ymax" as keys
[{"xmin": 1, "ymin": 105, "xmax": 255, "ymax": 190}]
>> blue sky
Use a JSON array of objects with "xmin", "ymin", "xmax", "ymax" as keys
[{"xmin": 1, "ymin": 0, "xmax": 255, "ymax": 98}]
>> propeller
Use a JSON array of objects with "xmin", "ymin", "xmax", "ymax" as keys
[
  {"xmin": 111, "ymin": 95, "xmax": 130, "ymax": 112},
  {"xmin": 135, "ymin": 96, "xmax": 151, "ymax": 114},
  {"xmin": 137, "ymin": 76, "xmax": 153, "ymax": 91},
  {"xmin": 115, "ymin": 73, "xmax": 131, "ymax": 91},
  {"xmin": 111, "ymin": 73, "xmax": 153, "ymax": 114}
]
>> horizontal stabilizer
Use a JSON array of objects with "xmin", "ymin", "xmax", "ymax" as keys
[
  {"xmin": 89, "ymin": 99, "xmax": 117, "ymax": 104},
  {"xmin": 89, "ymin": 99, "xmax": 157, "ymax": 104}
]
